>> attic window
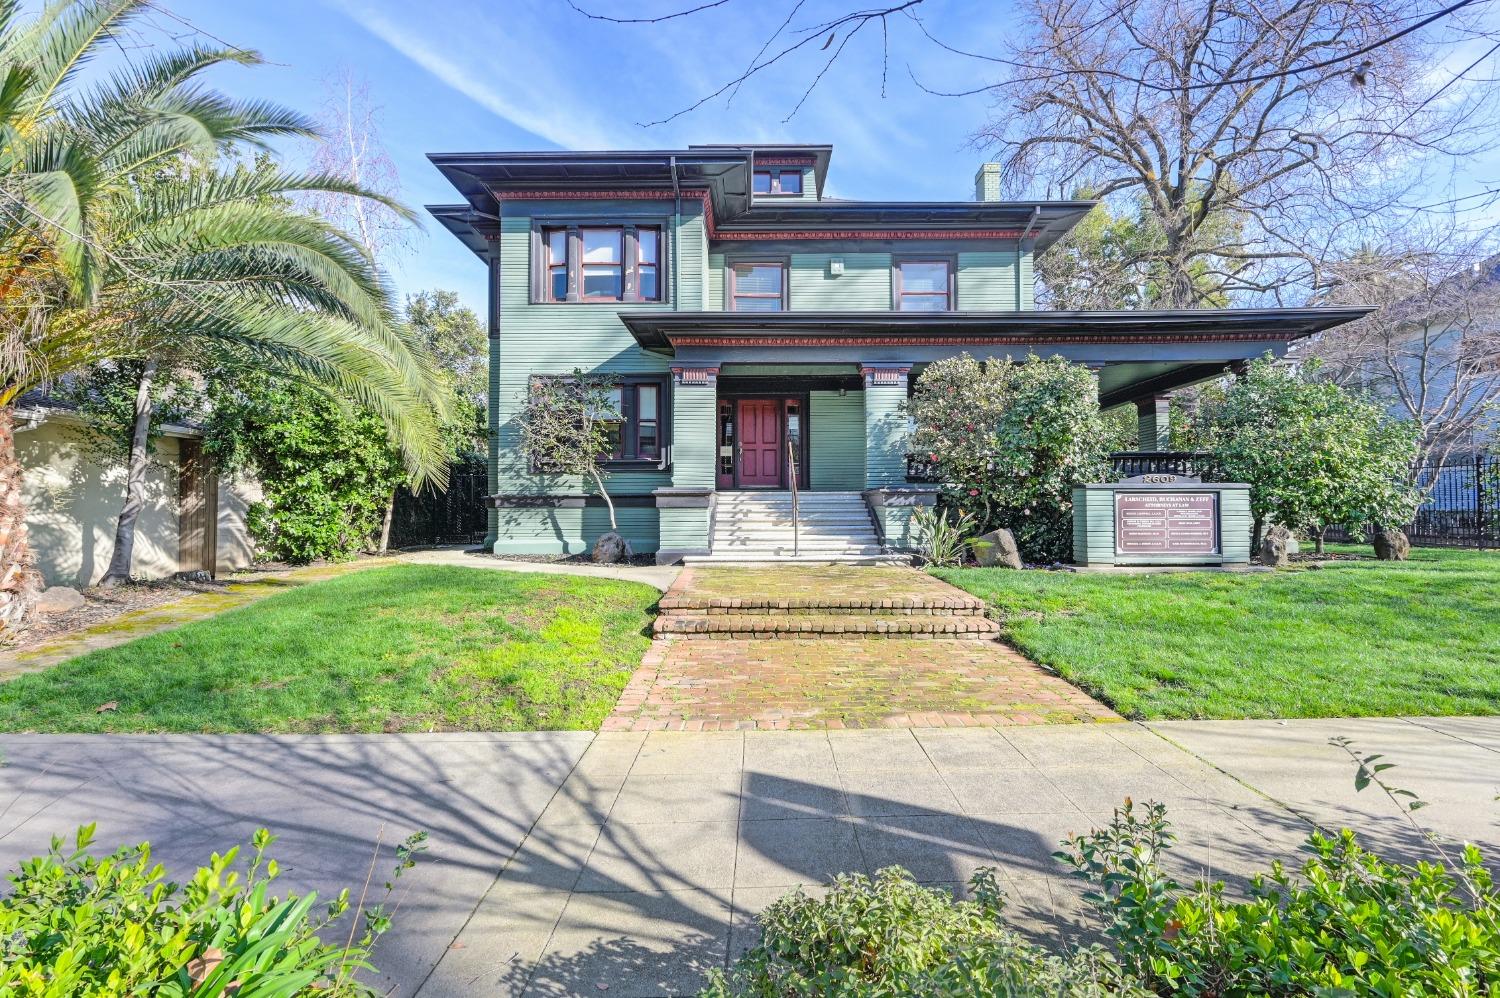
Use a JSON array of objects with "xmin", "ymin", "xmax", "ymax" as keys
[{"xmin": 753, "ymin": 169, "xmax": 803, "ymax": 196}]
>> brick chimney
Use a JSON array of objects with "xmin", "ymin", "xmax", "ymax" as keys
[{"xmin": 973, "ymin": 163, "xmax": 1002, "ymax": 201}]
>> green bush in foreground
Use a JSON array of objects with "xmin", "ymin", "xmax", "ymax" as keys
[
  {"xmin": 1060, "ymin": 799, "xmax": 1500, "ymax": 995},
  {"xmin": 703, "ymin": 867, "xmax": 1139, "ymax": 997},
  {"xmin": 712, "ymin": 800, "xmax": 1500, "ymax": 996},
  {"xmin": 0, "ymin": 824, "xmax": 424, "ymax": 996}
]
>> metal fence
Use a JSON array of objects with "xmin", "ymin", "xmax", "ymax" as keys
[
  {"xmin": 388, "ymin": 456, "xmax": 490, "ymax": 548},
  {"xmin": 1327, "ymin": 453, "xmax": 1497, "ymax": 549}
]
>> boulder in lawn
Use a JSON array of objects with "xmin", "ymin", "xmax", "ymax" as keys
[
  {"xmin": 1264, "ymin": 523, "xmax": 1300, "ymax": 555},
  {"xmin": 592, "ymin": 531, "xmax": 631, "ymax": 564},
  {"xmin": 33, "ymin": 586, "xmax": 85, "ymax": 615},
  {"xmin": 1372, "ymin": 527, "xmax": 1411, "ymax": 561},
  {"xmin": 1258, "ymin": 533, "xmax": 1289, "ymax": 568},
  {"xmin": 971, "ymin": 528, "xmax": 1023, "ymax": 569}
]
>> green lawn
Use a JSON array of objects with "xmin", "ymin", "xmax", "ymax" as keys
[
  {"xmin": 936, "ymin": 546, "xmax": 1500, "ymax": 720},
  {"xmin": 0, "ymin": 565, "xmax": 658, "ymax": 733}
]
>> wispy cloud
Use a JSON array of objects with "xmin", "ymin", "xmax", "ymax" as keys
[{"xmin": 326, "ymin": 0, "xmax": 624, "ymax": 150}]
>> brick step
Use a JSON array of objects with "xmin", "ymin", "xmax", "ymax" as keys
[
  {"xmin": 681, "ymin": 554, "xmax": 912, "ymax": 566},
  {"xmin": 653, "ymin": 612, "xmax": 1002, "ymax": 639},
  {"xmin": 658, "ymin": 593, "xmax": 987, "ymax": 615}
]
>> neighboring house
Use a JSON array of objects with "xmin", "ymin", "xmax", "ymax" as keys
[
  {"xmin": 429, "ymin": 144, "xmax": 1369, "ymax": 564},
  {"xmin": 16, "ymin": 394, "xmax": 260, "ymax": 587}
]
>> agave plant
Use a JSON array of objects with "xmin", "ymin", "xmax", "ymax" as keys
[{"xmin": 0, "ymin": 0, "xmax": 449, "ymax": 624}]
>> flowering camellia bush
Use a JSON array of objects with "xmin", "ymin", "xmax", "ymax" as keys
[{"xmin": 908, "ymin": 354, "xmax": 1110, "ymax": 562}]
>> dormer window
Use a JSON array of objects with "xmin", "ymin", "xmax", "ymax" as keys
[
  {"xmin": 538, "ymin": 223, "xmax": 664, "ymax": 303},
  {"xmin": 753, "ymin": 169, "xmax": 803, "ymax": 196}
]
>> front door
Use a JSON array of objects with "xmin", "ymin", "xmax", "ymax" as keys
[{"xmin": 736, "ymin": 399, "xmax": 783, "ymax": 488}]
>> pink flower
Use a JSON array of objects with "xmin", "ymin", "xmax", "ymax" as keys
[{"xmin": 968, "ymin": 488, "xmax": 979, "ymax": 496}]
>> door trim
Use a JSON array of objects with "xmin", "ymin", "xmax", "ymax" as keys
[{"xmin": 717, "ymin": 392, "xmax": 811, "ymax": 491}]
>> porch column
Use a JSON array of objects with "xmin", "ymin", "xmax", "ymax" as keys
[
  {"xmin": 656, "ymin": 365, "xmax": 719, "ymax": 564},
  {"xmin": 482, "ymin": 234, "xmax": 502, "ymax": 549},
  {"xmin": 861, "ymin": 364, "xmax": 911, "ymax": 488},
  {"xmin": 1135, "ymin": 395, "xmax": 1171, "ymax": 451}
]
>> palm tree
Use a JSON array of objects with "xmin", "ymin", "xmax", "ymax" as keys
[{"xmin": 0, "ymin": 0, "xmax": 448, "ymax": 623}]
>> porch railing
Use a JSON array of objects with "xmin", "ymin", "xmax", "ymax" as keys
[
  {"xmin": 787, "ymin": 437, "xmax": 800, "ymax": 557},
  {"xmin": 1109, "ymin": 451, "xmax": 1219, "ymax": 479}
]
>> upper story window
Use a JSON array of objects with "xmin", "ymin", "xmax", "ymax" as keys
[
  {"xmin": 730, "ymin": 261, "xmax": 787, "ymax": 312},
  {"xmin": 894, "ymin": 259, "xmax": 953, "ymax": 311},
  {"xmin": 752, "ymin": 169, "xmax": 803, "ymax": 196},
  {"xmin": 539, "ymin": 224, "xmax": 663, "ymax": 303}
]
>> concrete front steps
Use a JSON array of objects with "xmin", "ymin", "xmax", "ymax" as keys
[
  {"xmin": 686, "ymin": 490, "xmax": 906, "ymax": 565},
  {"xmin": 653, "ymin": 576, "xmax": 1000, "ymax": 641}
]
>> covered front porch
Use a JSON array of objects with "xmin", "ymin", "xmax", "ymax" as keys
[{"xmin": 626, "ymin": 308, "xmax": 1368, "ymax": 564}]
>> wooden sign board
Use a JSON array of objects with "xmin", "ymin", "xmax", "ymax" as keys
[{"xmin": 1115, "ymin": 492, "xmax": 1219, "ymax": 555}]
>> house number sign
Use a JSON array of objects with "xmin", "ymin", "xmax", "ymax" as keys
[{"xmin": 1115, "ymin": 493, "xmax": 1219, "ymax": 555}]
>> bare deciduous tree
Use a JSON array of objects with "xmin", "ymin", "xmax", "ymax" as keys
[
  {"xmin": 973, "ymin": 0, "xmax": 1499, "ymax": 307},
  {"xmin": 575, "ymin": 0, "xmax": 1499, "ymax": 309},
  {"xmin": 1306, "ymin": 229, "xmax": 1500, "ymax": 468},
  {"xmin": 305, "ymin": 70, "xmax": 413, "ymax": 265}
]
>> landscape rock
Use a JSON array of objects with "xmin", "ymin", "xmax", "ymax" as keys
[
  {"xmin": 592, "ymin": 531, "xmax": 631, "ymax": 564},
  {"xmin": 1372, "ymin": 527, "xmax": 1411, "ymax": 561},
  {"xmin": 33, "ymin": 586, "xmax": 85, "ymax": 615},
  {"xmin": 1264, "ymin": 524, "xmax": 1300, "ymax": 555},
  {"xmin": 971, "ymin": 528, "xmax": 1023, "ymax": 569},
  {"xmin": 1258, "ymin": 534, "xmax": 1289, "ymax": 568}
]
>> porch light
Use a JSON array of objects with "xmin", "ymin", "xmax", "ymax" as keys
[{"xmin": 828, "ymin": 258, "xmax": 844, "ymax": 277}]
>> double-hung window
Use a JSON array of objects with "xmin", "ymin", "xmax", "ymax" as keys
[
  {"xmin": 729, "ymin": 261, "xmax": 786, "ymax": 312},
  {"xmin": 596, "ymin": 377, "xmax": 667, "ymax": 464},
  {"xmin": 540, "ymin": 224, "xmax": 664, "ymax": 303},
  {"xmin": 894, "ymin": 259, "xmax": 953, "ymax": 311}
]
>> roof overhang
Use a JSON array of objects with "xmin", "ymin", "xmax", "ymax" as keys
[
  {"xmin": 620, "ymin": 308, "xmax": 1374, "ymax": 354},
  {"xmin": 622, "ymin": 307, "xmax": 1373, "ymax": 405},
  {"xmin": 426, "ymin": 146, "xmax": 1097, "ymax": 256}
]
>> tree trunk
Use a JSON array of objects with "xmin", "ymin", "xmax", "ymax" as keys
[
  {"xmin": 100, "ymin": 360, "xmax": 158, "ymax": 588},
  {"xmin": 377, "ymin": 488, "xmax": 395, "ymax": 552},
  {"xmin": 1314, "ymin": 527, "xmax": 1326, "ymax": 555},
  {"xmin": 1251, "ymin": 515, "xmax": 1264, "ymax": 553},
  {"xmin": 590, "ymin": 469, "xmax": 618, "ymax": 530},
  {"xmin": 0, "ymin": 405, "xmax": 41, "ymax": 632}
]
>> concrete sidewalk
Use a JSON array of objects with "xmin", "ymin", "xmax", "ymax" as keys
[{"xmin": 2, "ymin": 719, "xmax": 1495, "ymax": 997}]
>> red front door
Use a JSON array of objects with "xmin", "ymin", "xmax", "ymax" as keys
[{"xmin": 737, "ymin": 400, "xmax": 783, "ymax": 488}]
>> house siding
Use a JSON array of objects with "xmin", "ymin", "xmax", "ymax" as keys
[
  {"xmin": 809, "ymin": 390, "xmax": 866, "ymax": 490},
  {"xmin": 957, "ymin": 250, "xmax": 1025, "ymax": 310},
  {"xmin": 790, "ymin": 253, "xmax": 890, "ymax": 310},
  {"xmin": 490, "ymin": 196, "xmax": 710, "ymax": 552},
  {"xmin": 708, "ymin": 249, "xmax": 1029, "ymax": 311}
]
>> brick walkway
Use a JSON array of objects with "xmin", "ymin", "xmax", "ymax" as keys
[{"xmin": 607, "ymin": 566, "xmax": 1117, "ymax": 731}]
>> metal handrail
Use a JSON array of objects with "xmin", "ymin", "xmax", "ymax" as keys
[{"xmin": 787, "ymin": 437, "xmax": 800, "ymax": 557}]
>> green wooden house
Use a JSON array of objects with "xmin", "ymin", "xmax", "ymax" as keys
[{"xmin": 429, "ymin": 144, "xmax": 1366, "ymax": 564}]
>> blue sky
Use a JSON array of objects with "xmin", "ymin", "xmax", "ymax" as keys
[
  {"xmin": 151, "ymin": 0, "xmax": 1500, "ymax": 314},
  {"xmin": 159, "ymin": 0, "xmax": 1009, "ymax": 314}
]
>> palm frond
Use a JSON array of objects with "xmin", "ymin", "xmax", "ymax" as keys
[{"xmin": 12, "ymin": 0, "xmax": 142, "ymax": 128}]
